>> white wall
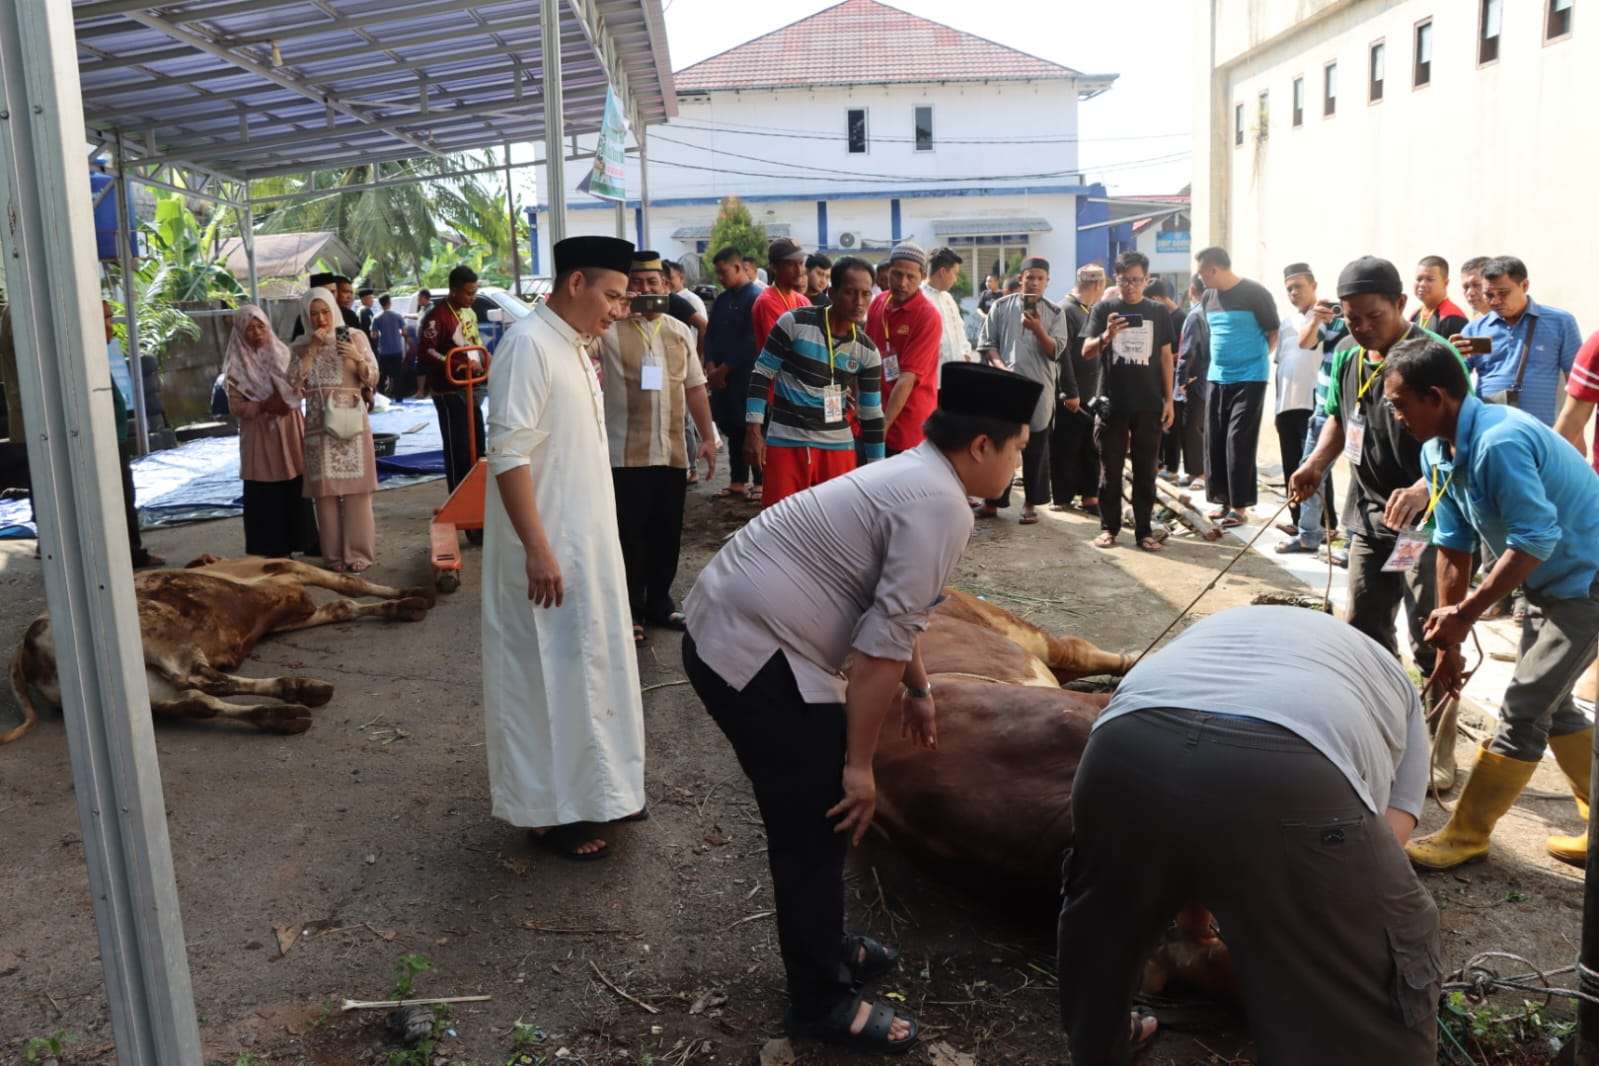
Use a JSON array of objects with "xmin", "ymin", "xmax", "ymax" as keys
[{"xmin": 1195, "ymin": 0, "xmax": 1598, "ymax": 329}]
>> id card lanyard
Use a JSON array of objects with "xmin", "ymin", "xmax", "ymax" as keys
[
  {"xmin": 631, "ymin": 316, "xmax": 665, "ymax": 390},
  {"xmin": 1383, "ymin": 465, "xmax": 1455, "ymax": 573},
  {"xmin": 821, "ymin": 307, "xmax": 855, "ymax": 424}
]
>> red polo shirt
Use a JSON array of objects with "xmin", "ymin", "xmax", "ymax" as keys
[
  {"xmin": 752, "ymin": 286, "xmax": 810, "ymax": 354},
  {"xmin": 867, "ymin": 289, "xmax": 942, "ymax": 453},
  {"xmin": 1566, "ymin": 329, "xmax": 1599, "ymax": 474}
]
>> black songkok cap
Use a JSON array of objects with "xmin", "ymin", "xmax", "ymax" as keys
[
  {"xmin": 1337, "ymin": 256, "xmax": 1403, "ymax": 299},
  {"xmin": 938, "ymin": 363, "xmax": 1043, "ymax": 425},
  {"xmin": 1019, "ymin": 256, "xmax": 1051, "ymax": 273},
  {"xmin": 308, "ymin": 271, "xmax": 336, "ymax": 288},
  {"xmin": 1283, "ymin": 262, "xmax": 1313, "ymax": 280},
  {"xmin": 554, "ymin": 235, "xmax": 635, "ymax": 277}
]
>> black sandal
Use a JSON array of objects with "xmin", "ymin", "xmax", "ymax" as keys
[
  {"xmin": 610, "ymin": 806, "xmax": 649, "ymax": 824},
  {"xmin": 531, "ymin": 823, "xmax": 611, "ymax": 862},
  {"xmin": 844, "ymin": 933, "xmax": 899, "ymax": 984},
  {"xmin": 786, "ymin": 995, "xmax": 918, "ymax": 1055},
  {"xmin": 648, "ymin": 611, "xmax": 688, "ymax": 632}
]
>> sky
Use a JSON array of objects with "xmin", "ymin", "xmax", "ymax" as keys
[{"xmin": 658, "ymin": 0, "xmax": 1195, "ymax": 195}]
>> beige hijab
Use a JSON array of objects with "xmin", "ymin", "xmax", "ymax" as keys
[{"xmin": 223, "ymin": 303, "xmax": 294, "ymax": 403}]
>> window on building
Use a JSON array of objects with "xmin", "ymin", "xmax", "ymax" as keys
[
  {"xmin": 847, "ymin": 108, "xmax": 868, "ymax": 154},
  {"xmin": 1234, "ymin": 102, "xmax": 1244, "ymax": 145},
  {"xmin": 1324, "ymin": 61, "xmax": 1338, "ymax": 115},
  {"xmin": 1369, "ymin": 40, "xmax": 1386, "ymax": 101},
  {"xmin": 914, "ymin": 106, "xmax": 933, "ymax": 151},
  {"xmin": 1292, "ymin": 76, "xmax": 1304, "ymax": 125},
  {"xmin": 1480, "ymin": 0, "xmax": 1503, "ymax": 63},
  {"xmin": 1257, "ymin": 90, "xmax": 1269, "ymax": 136},
  {"xmin": 1548, "ymin": 0, "xmax": 1574, "ymax": 40},
  {"xmin": 1415, "ymin": 19, "xmax": 1433, "ymax": 85}
]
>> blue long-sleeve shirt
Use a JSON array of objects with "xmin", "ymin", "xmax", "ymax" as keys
[{"xmin": 1424, "ymin": 394, "xmax": 1599, "ymax": 599}]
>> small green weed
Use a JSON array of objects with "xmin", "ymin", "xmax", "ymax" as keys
[
  {"xmin": 390, "ymin": 953, "xmax": 432, "ymax": 999},
  {"xmin": 23, "ymin": 1030, "xmax": 75, "ymax": 1062}
]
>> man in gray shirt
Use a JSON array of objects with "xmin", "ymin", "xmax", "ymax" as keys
[
  {"xmin": 976, "ymin": 256, "xmax": 1071, "ymax": 523},
  {"xmin": 1058, "ymin": 606, "xmax": 1439, "ymax": 1065},
  {"xmin": 683, "ymin": 363, "xmax": 1044, "ymax": 1056}
]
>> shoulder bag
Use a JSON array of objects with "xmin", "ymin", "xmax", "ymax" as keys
[{"xmin": 1483, "ymin": 314, "xmax": 1537, "ymax": 408}]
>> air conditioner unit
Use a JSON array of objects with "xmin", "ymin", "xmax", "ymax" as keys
[{"xmin": 837, "ymin": 231, "xmax": 859, "ymax": 249}]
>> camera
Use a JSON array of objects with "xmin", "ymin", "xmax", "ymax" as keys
[{"xmin": 1085, "ymin": 394, "xmax": 1114, "ymax": 419}]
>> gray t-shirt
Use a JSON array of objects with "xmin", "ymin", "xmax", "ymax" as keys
[
  {"xmin": 976, "ymin": 293, "xmax": 1071, "ymax": 432},
  {"xmin": 1095, "ymin": 606, "xmax": 1428, "ymax": 817}
]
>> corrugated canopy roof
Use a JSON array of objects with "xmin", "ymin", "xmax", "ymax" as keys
[
  {"xmin": 673, "ymin": 0, "xmax": 1114, "ymax": 96},
  {"xmin": 71, "ymin": 0, "xmax": 677, "ymax": 180},
  {"xmin": 217, "ymin": 230, "xmax": 357, "ymax": 277},
  {"xmin": 932, "ymin": 216, "xmax": 1053, "ymax": 238}
]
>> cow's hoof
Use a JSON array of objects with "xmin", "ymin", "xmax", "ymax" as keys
[
  {"xmin": 435, "ymin": 570, "xmax": 461, "ymax": 594},
  {"xmin": 287, "ymin": 678, "xmax": 335, "ymax": 707},
  {"xmin": 245, "ymin": 704, "xmax": 314, "ymax": 734},
  {"xmin": 389, "ymin": 596, "xmax": 433, "ymax": 622},
  {"xmin": 400, "ymin": 586, "xmax": 438, "ymax": 607}
]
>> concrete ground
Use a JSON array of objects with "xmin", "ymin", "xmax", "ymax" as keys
[{"xmin": 0, "ymin": 450, "xmax": 1587, "ymax": 1065}]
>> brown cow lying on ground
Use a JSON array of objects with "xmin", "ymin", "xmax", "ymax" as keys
[{"xmin": 4, "ymin": 556, "xmax": 433, "ymax": 745}]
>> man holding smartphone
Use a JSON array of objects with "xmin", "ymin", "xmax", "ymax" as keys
[
  {"xmin": 597, "ymin": 251, "xmax": 718, "ymax": 642},
  {"xmin": 1083, "ymin": 251, "xmax": 1175, "ymax": 552},
  {"xmin": 1454, "ymin": 256, "xmax": 1582, "ymax": 428}
]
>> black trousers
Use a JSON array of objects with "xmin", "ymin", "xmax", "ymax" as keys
[
  {"xmin": 242, "ymin": 477, "xmax": 319, "ymax": 558},
  {"xmin": 987, "ymin": 425, "xmax": 1052, "ymax": 509},
  {"xmin": 682, "ymin": 635, "xmax": 855, "ymax": 1021},
  {"xmin": 432, "ymin": 391, "xmax": 485, "ymax": 494},
  {"xmin": 1175, "ymin": 389, "xmax": 1207, "ymax": 478},
  {"xmin": 1274, "ymin": 408, "xmax": 1313, "ymax": 524},
  {"xmin": 723, "ymin": 421, "xmax": 764, "ymax": 488},
  {"xmin": 1058, "ymin": 708, "xmax": 1440, "ymax": 1065},
  {"xmin": 612, "ymin": 466, "xmax": 688, "ymax": 624},
  {"xmin": 1347, "ymin": 532, "xmax": 1438, "ymax": 676},
  {"xmin": 1095, "ymin": 411, "xmax": 1163, "ymax": 540},
  {"xmin": 1205, "ymin": 380, "xmax": 1267, "ymax": 510},
  {"xmin": 376, "ymin": 355, "xmax": 406, "ymax": 400},
  {"xmin": 1050, "ymin": 406, "xmax": 1100, "ymax": 504}
]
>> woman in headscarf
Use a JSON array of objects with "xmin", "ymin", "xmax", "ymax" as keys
[
  {"xmin": 224, "ymin": 303, "xmax": 318, "ymax": 557},
  {"xmin": 290, "ymin": 286, "xmax": 380, "ymax": 571}
]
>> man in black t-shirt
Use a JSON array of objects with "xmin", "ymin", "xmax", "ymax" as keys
[
  {"xmin": 1050, "ymin": 263, "xmax": 1106, "ymax": 513},
  {"xmin": 1084, "ymin": 251, "xmax": 1175, "ymax": 551}
]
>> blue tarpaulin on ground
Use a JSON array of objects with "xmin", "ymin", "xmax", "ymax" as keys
[{"xmin": 0, "ymin": 398, "xmax": 460, "ymax": 539}]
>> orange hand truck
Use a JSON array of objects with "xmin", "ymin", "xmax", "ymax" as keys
[{"xmin": 429, "ymin": 345, "xmax": 490, "ymax": 592}]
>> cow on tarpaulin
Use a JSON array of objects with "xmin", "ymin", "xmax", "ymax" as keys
[{"xmin": 5, "ymin": 555, "xmax": 433, "ymax": 744}]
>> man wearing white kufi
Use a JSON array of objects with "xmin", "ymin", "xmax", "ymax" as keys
[{"xmin": 482, "ymin": 234, "xmax": 644, "ymax": 861}]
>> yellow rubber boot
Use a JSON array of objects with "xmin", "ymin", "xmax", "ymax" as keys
[
  {"xmin": 1406, "ymin": 747, "xmax": 1537, "ymax": 871},
  {"xmin": 1546, "ymin": 728, "xmax": 1593, "ymax": 866}
]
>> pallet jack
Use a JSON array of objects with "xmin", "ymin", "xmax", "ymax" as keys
[{"xmin": 429, "ymin": 345, "xmax": 490, "ymax": 593}]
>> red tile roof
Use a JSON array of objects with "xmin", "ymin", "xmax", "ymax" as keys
[{"xmin": 673, "ymin": 0, "xmax": 1082, "ymax": 92}]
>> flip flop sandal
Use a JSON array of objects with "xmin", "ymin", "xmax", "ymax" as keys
[
  {"xmin": 786, "ymin": 995, "xmax": 918, "ymax": 1056},
  {"xmin": 1092, "ymin": 533, "xmax": 1117, "ymax": 549},
  {"xmin": 712, "ymin": 486, "xmax": 745, "ymax": 499},
  {"xmin": 844, "ymin": 933, "xmax": 900, "ymax": 984},
  {"xmin": 1218, "ymin": 513, "xmax": 1244, "ymax": 529},
  {"xmin": 1019, "ymin": 512, "xmax": 1040, "ymax": 525},
  {"xmin": 531, "ymin": 823, "xmax": 611, "ymax": 862},
  {"xmin": 633, "ymin": 624, "xmax": 647, "ymax": 645},
  {"xmin": 1206, "ymin": 506, "xmax": 1228, "ymax": 520},
  {"xmin": 1138, "ymin": 537, "xmax": 1163, "ymax": 552},
  {"xmin": 611, "ymin": 806, "xmax": 649, "ymax": 824},
  {"xmin": 649, "ymin": 611, "xmax": 689, "ymax": 631},
  {"xmin": 1131, "ymin": 1006, "xmax": 1159, "ymax": 1053}
]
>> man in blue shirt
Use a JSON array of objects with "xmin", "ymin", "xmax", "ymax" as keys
[
  {"xmin": 704, "ymin": 246, "xmax": 765, "ymax": 498},
  {"xmin": 1382, "ymin": 336, "xmax": 1599, "ymax": 870},
  {"xmin": 371, "ymin": 294, "xmax": 408, "ymax": 400},
  {"xmin": 1453, "ymin": 256, "xmax": 1582, "ymax": 427},
  {"xmin": 1195, "ymin": 246, "xmax": 1279, "ymax": 527}
]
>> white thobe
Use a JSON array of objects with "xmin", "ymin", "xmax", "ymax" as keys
[
  {"xmin": 923, "ymin": 283, "xmax": 973, "ymax": 367},
  {"xmin": 481, "ymin": 303, "xmax": 645, "ymax": 826}
]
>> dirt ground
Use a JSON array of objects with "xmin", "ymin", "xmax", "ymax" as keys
[{"xmin": 0, "ymin": 469, "xmax": 1588, "ymax": 1066}]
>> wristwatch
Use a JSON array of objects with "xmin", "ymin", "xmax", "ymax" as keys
[{"xmin": 904, "ymin": 682, "xmax": 932, "ymax": 699}]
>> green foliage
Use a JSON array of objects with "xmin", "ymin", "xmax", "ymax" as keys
[
  {"xmin": 391, "ymin": 953, "xmax": 432, "ymax": 999},
  {"xmin": 1438, "ymin": 990, "xmax": 1575, "ymax": 1062},
  {"xmin": 22, "ymin": 1029, "xmax": 75, "ymax": 1062},
  {"xmin": 700, "ymin": 197, "xmax": 768, "ymax": 281},
  {"xmin": 510, "ymin": 1019, "xmax": 544, "ymax": 1048},
  {"xmin": 138, "ymin": 191, "xmax": 244, "ymax": 306}
]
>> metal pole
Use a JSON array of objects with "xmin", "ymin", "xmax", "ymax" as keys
[
  {"xmin": 614, "ymin": 199, "xmax": 626, "ymax": 240},
  {"xmin": 0, "ymin": 5, "xmax": 203, "ymax": 1065},
  {"xmin": 503, "ymin": 141, "xmax": 521, "ymax": 296},
  {"xmin": 241, "ymin": 185, "xmax": 259, "ymax": 305},
  {"xmin": 540, "ymin": 0, "xmax": 566, "ymax": 247},
  {"xmin": 113, "ymin": 136, "xmax": 149, "ymax": 456},
  {"xmin": 638, "ymin": 121, "xmax": 650, "ymax": 251}
]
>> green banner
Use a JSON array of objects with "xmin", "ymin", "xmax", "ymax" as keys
[{"xmin": 578, "ymin": 86, "xmax": 629, "ymax": 202}]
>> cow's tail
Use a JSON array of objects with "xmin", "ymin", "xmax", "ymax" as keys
[{"xmin": 2, "ymin": 639, "xmax": 40, "ymax": 745}]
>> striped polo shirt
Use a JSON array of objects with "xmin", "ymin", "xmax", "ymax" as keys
[{"xmin": 747, "ymin": 306, "xmax": 885, "ymax": 459}]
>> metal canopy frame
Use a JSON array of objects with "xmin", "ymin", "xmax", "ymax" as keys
[{"xmin": 0, "ymin": 4, "xmax": 674, "ymax": 1064}]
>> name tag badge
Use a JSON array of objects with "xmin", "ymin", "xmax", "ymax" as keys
[
  {"xmin": 823, "ymin": 384, "xmax": 844, "ymax": 424},
  {"xmin": 1383, "ymin": 528, "xmax": 1430, "ymax": 573},
  {"xmin": 1345, "ymin": 411, "xmax": 1366, "ymax": 466},
  {"xmin": 882, "ymin": 353, "xmax": 900, "ymax": 381},
  {"xmin": 640, "ymin": 362, "xmax": 665, "ymax": 391}
]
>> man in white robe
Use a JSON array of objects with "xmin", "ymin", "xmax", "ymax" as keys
[{"xmin": 482, "ymin": 235, "xmax": 643, "ymax": 860}]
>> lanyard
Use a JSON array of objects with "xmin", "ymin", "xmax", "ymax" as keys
[
  {"xmin": 821, "ymin": 307, "xmax": 856, "ymax": 388},
  {"xmin": 1355, "ymin": 325, "xmax": 1420, "ymax": 401},
  {"xmin": 630, "ymin": 316, "xmax": 664, "ymax": 355},
  {"xmin": 1420, "ymin": 464, "xmax": 1455, "ymax": 528}
]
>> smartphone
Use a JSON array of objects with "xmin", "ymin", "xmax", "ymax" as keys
[
  {"xmin": 631, "ymin": 293, "xmax": 670, "ymax": 315},
  {"xmin": 1022, "ymin": 293, "xmax": 1041, "ymax": 313},
  {"xmin": 334, "ymin": 326, "xmax": 351, "ymax": 343},
  {"xmin": 1121, "ymin": 313, "xmax": 1144, "ymax": 328},
  {"xmin": 1465, "ymin": 336, "xmax": 1494, "ymax": 355}
]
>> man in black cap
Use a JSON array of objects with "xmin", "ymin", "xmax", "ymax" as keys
[
  {"xmin": 682, "ymin": 363, "xmax": 1044, "ymax": 1055},
  {"xmin": 1288, "ymin": 256, "xmax": 1469, "ymax": 789},
  {"xmin": 481, "ymin": 235, "xmax": 645, "ymax": 863}
]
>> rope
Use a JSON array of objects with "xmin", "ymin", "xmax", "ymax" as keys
[
  {"xmin": 1424, "ymin": 629, "xmax": 1486, "ymax": 814},
  {"xmin": 1132, "ymin": 501, "xmax": 1293, "ymax": 666},
  {"xmin": 1440, "ymin": 951, "xmax": 1599, "ymax": 1024}
]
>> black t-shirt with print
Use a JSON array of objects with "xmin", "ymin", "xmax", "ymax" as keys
[{"xmin": 1085, "ymin": 297, "xmax": 1174, "ymax": 414}]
